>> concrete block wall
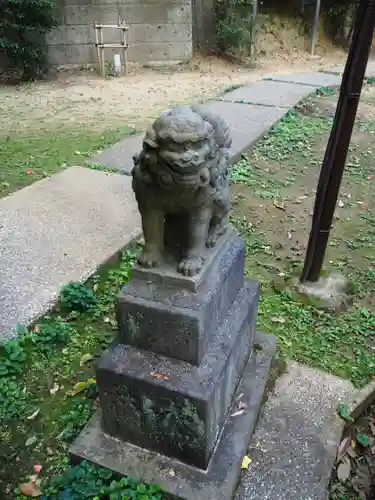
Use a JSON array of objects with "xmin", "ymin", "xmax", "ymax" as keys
[{"xmin": 48, "ymin": 0, "xmax": 193, "ymax": 66}]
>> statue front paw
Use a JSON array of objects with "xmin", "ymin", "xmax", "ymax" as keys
[
  {"xmin": 178, "ymin": 256, "xmax": 204, "ymax": 277},
  {"xmin": 137, "ymin": 247, "xmax": 162, "ymax": 268}
]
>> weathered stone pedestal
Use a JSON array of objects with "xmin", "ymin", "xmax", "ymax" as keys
[{"xmin": 70, "ymin": 229, "xmax": 276, "ymax": 500}]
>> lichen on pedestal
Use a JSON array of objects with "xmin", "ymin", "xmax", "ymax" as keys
[{"xmin": 99, "ymin": 380, "xmax": 205, "ymax": 466}]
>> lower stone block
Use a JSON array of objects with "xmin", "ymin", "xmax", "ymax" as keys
[
  {"xmin": 97, "ymin": 281, "xmax": 259, "ymax": 469},
  {"xmin": 70, "ymin": 332, "xmax": 277, "ymax": 500}
]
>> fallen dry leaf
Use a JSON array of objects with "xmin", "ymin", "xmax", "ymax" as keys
[
  {"xmin": 49, "ymin": 382, "xmax": 59, "ymax": 395},
  {"xmin": 273, "ymin": 199, "xmax": 285, "ymax": 210},
  {"xmin": 337, "ymin": 460, "xmax": 351, "ymax": 482},
  {"xmin": 150, "ymin": 372, "xmax": 169, "ymax": 381},
  {"xmin": 231, "ymin": 409, "xmax": 245, "ymax": 417},
  {"xmin": 347, "ymin": 446, "xmax": 357, "ymax": 459},
  {"xmin": 79, "ymin": 353, "xmax": 94, "ymax": 366},
  {"xmin": 71, "ymin": 378, "xmax": 96, "ymax": 396},
  {"xmin": 337, "ymin": 437, "xmax": 350, "ymax": 461},
  {"xmin": 33, "ymin": 464, "xmax": 42, "ymax": 474},
  {"xmin": 271, "ymin": 316, "xmax": 286, "ymax": 324},
  {"xmin": 25, "ymin": 436, "xmax": 38, "ymax": 447},
  {"xmin": 28, "ymin": 474, "xmax": 40, "ymax": 484},
  {"xmin": 27, "ymin": 409, "xmax": 40, "ymax": 421},
  {"xmin": 19, "ymin": 482, "xmax": 41, "ymax": 497},
  {"xmin": 241, "ymin": 455, "xmax": 252, "ymax": 470}
]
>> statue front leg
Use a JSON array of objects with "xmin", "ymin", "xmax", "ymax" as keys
[
  {"xmin": 178, "ymin": 206, "xmax": 211, "ymax": 277},
  {"xmin": 137, "ymin": 207, "xmax": 164, "ymax": 268}
]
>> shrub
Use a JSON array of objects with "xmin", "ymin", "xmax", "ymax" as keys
[
  {"xmin": 60, "ymin": 282, "xmax": 97, "ymax": 313},
  {"xmin": 0, "ymin": 0, "xmax": 58, "ymax": 79},
  {"xmin": 216, "ymin": 0, "xmax": 256, "ymax": 57},
  {"xmin": 39, "ymin": 461, "xmax": 163, "ymax": 499}
]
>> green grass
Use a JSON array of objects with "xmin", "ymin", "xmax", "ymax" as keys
[
  {"xmin": 0, "ymin": 247, "xmax": 149, "ymax": 499},
  {"xmin": 0, "ymin": 126, "xmax": 136, "ymax": 198},
  {"xmin": 230, "ymin": 92, "xmax": 375, "ymax": 389},
  {"xmin": 230, "ymin": 212, "xmax": 375, "ymax": 388}
]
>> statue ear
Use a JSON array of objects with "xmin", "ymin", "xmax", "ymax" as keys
[{"xmin": 199, "ymin": 167, "xmax": 210, "ymax": 187}]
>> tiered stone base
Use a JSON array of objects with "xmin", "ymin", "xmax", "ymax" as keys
[{"xmin": 70, "ymin": 229, "xmax": 275, "ymax": 499}]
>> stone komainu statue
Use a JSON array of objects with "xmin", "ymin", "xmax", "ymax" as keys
[{"xmin": 131, "ymin": 105, "xmax": 232, "ymax": 277}]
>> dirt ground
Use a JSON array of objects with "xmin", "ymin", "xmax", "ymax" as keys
[{"xmin": 0, "ymin": 51, "xmax": 346, "ymax": 135}]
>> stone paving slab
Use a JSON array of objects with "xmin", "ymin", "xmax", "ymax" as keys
[
  {"xmin": 323, "ymin": 59, "xmax": 375, "ymax": 77},
  {"xmin": 269, "ymin": 71, "xmax": 342, "ymax": 88},
  {"xmin": 220, "ymin": 80, "xmax": 318, "ymax": 108},
  {"xmin": 197, "ymin": 101, "xmax": 286, "ymax": 161},
  {"xmin": 89, "ymin": 134, "xmax": 142, "ymax": 174},
  {"xmin": 235, "ymin": 362, "xmax": 354, "ymax": 500},
  {"xmin": 89, "ymin": 102, "xmax": 287, "ymax": 172},
  {"xmin": 0, "ymin": 167, "xmax": 141, "ymax": 342}
]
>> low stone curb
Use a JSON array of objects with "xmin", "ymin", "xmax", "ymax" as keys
[{"xmin": 345, "ymin": 380, "xmax": 375, "ymax": 422}]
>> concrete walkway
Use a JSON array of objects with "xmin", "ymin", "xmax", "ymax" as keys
[
  {"xmin": 0, "ymin": 167, "xmax": 140, "ymax": 341},
  {"xmin": 1, "ymin": 61, "xmax": 375, "ymax": 341},
  {"xmin": 89, "ymin": 71, "xmax": 342, "ymax": 173},
  {"xmin": 236, "ymin": 362, "xmax": 354, "ymax": 500}
]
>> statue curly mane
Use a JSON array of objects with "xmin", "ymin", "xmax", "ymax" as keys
[{"xmin": 133, "ymin": 106, "xmax": 232, "ymax": 191}]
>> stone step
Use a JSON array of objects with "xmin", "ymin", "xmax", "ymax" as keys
[
  {"xmin": 235, "ymin": 362, "xmax": 354, "ymax": 500},
  {"xmin": 89, "ymin": 133, "xmax": 142, "ymax": 174},
  {"xmin": 268, "ymin": 71, "xmax": 342, "ymax": 88},
  {"xmin": 0, "ymin": 167, "xmax": 141, "ymax": 342},
  {"xmin": 219, "ymin": 79, "xmax": 322, "ymax": 108}
]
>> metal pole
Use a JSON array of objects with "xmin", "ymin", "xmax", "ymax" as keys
[
  {"xmin": 252, "ymin": 0, "xmax": 258, "ymax": 20},
  {"xmin": 301, "ymin": 0, "xmax": 375, "ymax": 283},
  {"xmin": 311, "ymin": 0, "xmax": 321, "ymax": 56}
]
